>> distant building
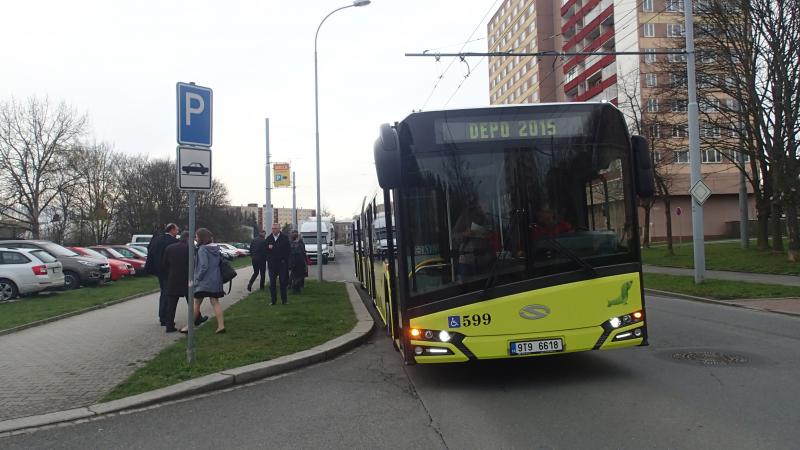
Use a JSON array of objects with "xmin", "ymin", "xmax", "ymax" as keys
[
  {"xmin": 486, "ymin": 0, "xmax": 754, "ymax": 240},
  {"xmin": 229, "ymin": 204, "xmax": 316, "ymax": 232}
]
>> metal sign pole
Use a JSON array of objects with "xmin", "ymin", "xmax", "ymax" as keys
[
  {"xmin": 187, "ymin": 191, "xmax": 196, "ymax": 363},
  {"xmin": 292, "ymin": 171, "xmax": 297, "ymax": 231}
]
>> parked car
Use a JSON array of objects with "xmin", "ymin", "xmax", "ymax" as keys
[
  {"xmin": 126, "ymin": 244, "xmax": 149, "ymax": 255},
  {"xmin": 130, "ymin": 234, "xmax": 152, "ymax": 245},
  {"xmin": 218, "ymin": 243, "xmax": 248, "ymax": 257},
  {"xmin": 0, "ymin": 240, "xmax": 110, "ymax": 289},
  {"xmin": 69, "ymin": 247, "xmax": 134, "ymax": 281},
  {"xmin": 106, "ymin": 245, "xmax": 147, "ymax": 260},
  {"xmin": 0, "ymin": 247, "xmax": 64, "ymax": 300},
  {"xmin": 90, "ymin": 246, "xmax": 146, "ymax": 276}
]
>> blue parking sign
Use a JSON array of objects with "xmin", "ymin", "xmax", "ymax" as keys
[{"xmin": 177, "ymin": 82, "xmax": 213, "ymax": 147}]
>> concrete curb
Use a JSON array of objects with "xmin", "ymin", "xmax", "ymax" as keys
[
  {"xmin": 0, "ymin": 287, "xmax": 161, "ymax": 337},
  {"xmin": 0, "ymin": 281, "xmax": 373, "ymax": 436},
  {"xmin": 644, "ymin": 288, "xmax": 800, "ymax": 318}
]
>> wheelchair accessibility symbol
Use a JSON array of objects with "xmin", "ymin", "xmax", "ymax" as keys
[{"xmin": 448, "ymin": 315, "xmax": 461, "ymax": 328}]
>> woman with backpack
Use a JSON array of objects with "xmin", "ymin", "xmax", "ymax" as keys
[{"xmin": 183, "ymin": 227, "xmax": 227, "ymax": 334}]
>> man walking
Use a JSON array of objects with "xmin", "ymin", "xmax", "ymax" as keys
[
  {"xmin": 265, "ymin": 222, "xmax": 290, "ymax": 305},
  {"xmin": 160, "ymin": 231, "xmax": 208, "ymax": 332},
  {"xmin": 247, "ymin": 229, "xmax": 267, "ymax": 291},
  {"xmin": 146, "ymin": 223, "xmax": 179, "ymax": 326}
]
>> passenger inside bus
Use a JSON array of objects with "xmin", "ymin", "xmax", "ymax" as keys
[{"xmin": 453, "ymin": 197, "xmax": 496, "ymax": 280}]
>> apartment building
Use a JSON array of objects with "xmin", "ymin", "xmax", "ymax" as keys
[
  {"xmin": 488, "ymin": 0, "xmax": 561, "ymax": 105},
  {"xmin": 231, "ymin": 204, "xmax": 316, "ymax": 232},
  {"xmin": 487, "ymin": 0, "xmax": 754, "ymax": 239}
]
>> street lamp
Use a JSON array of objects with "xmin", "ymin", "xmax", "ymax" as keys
[{"xmin": 314, "ymin": 0, "xmax": 370, "ymax": 281}]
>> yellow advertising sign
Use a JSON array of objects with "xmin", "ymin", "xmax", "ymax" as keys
[{"xmin": 273, "ymin": 163, "xmax": 291, "ymax": 187}]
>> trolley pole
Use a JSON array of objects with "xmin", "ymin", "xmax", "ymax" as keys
[{"xmin": 684, "ymin": 0, "xmax": 706, "ymax": 283}]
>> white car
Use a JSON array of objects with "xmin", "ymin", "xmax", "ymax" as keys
[{"xmin": 0, "ymin": 247, "xmax": 64, "ymax": 301}]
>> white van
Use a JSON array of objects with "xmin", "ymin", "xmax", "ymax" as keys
[
  {"xmin": 130, "ymin": 234, "xmax": 152, "ymax": 245},
  {"xmin": 300, "ymin": 218, "xmax": 335, "ymax": 264}
]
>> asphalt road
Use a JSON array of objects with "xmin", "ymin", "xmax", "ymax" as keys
[{"xmin": 4, "ymin": 250, "xmax": 799, "ymax": 449}]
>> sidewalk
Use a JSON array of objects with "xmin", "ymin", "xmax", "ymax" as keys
[
  {"xmin": 643, "ymin": 265, "xmax": 800, "ymax": 287},
  {"xmin": 643, "ymin": 265, "xmax": 800, "ymax": 317},
  {"xmin": 0, "ymin": 267, "xmax": 253, "ymax": 422}
]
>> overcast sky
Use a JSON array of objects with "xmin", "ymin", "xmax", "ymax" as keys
[{"xmin": 1, "ymin": 0, "xmax": 497, "ymax": 220}]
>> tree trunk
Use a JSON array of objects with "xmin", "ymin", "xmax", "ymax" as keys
[
  {"xmin": 663, "ymin": 196, "xmax": 674, "ymax": 256},
  {"xmin": 756, "ymin": 195, "xmax": 771, "ymax": 250},
  {"xmin": 771, "ymin": 202, "xmax": 784, "ymax": 251},
  {"xmin": 785, "ymin": 195, "xmax": 800, "ymax": 262},
  {"xmin": 642, "ymin": 201, "xmax": 652, "ymax": 248}
]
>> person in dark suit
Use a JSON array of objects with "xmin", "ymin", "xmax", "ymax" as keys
[
  {"xmin": 162, "ymin": 231, "xmax": 208, "ymax": 333},
  {"xmin": 265, "ymin": 222, "xmax": 290, "ymax": 305},
  {"xmin": 146, "ymin": 223, "xmax": 179, "ymax": 326},
  {"xmin": 247, "ymin": 229, "xmax": 267, "ymax": 291}
]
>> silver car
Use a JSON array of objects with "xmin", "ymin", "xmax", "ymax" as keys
[{"xmin": 0, "ymin": 247, "xmax": 64, "ymax": 301}]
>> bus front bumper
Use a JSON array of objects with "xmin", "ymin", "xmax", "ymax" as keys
[{"xmin": 409, "ymin": 322, "xmax": 646, "ymax": 364}]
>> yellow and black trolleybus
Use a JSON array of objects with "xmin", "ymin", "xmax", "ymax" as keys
[{"xmin": 355, "ymin": 102, "xmax": 654, "ymax": 364}]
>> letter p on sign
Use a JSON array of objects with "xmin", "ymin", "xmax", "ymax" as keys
[{"xmin": 177, "ymin": 82, "xmax": 213, "ymax": 147}]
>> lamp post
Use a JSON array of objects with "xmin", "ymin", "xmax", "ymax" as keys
[{"xmin": 314, "ymin": 0, "xmax": 370, "ymax": 281}]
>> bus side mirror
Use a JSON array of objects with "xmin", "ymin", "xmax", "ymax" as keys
[
  {"xmin": 632, "ymin": 135, "xmax": 655, "ymax": 198},
  {"xmin": 374, "ymin": 123, "xmax": 401, "ymax": 189}
]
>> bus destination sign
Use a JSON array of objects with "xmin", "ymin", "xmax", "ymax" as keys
[{"xmin": 435, "ymin": 114, "xmax": 590, "ymax": 144}]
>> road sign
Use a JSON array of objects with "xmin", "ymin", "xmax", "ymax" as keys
[
  {"xmin": 177, "ymin": 146, "xmax": 212, "ymax": 190},
  {"xmin": 177, "ymin": 83, "xmax": 213, "ymax": 147},
  {"xmin": 274, "ymin": 163, "xmax": 291, "ymax": 187},
  {"xmin": 689, "ymin": 180, "xmax": 712, "ymax": 206}
]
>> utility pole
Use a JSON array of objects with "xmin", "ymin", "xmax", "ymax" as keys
[
  {"xmin": 684, "ymin": 0, "xmax": 706, "ymax": 283},
  {"xmin": 292, "ymin": 171, "xmax": 298, "ymax": 231},
  {"xmin": 265, "ymin": 118, "xmax": 273, "ymax": 229}
]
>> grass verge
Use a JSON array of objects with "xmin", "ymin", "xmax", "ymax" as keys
[
  {"xmin": 642, "ymin": 241, "xmax": 799, "ymax": 275},
  {"xmin": 0, "ymin": 276, "xmax": 159, "ymax": 332},
  {"xmin": 643, "ymin": 273, "xmax": 800, "ymax": 300},
  {"xmin": 231, "ymin": 256, "xmax": 252, "ymax": 269},
  {"xmin": 102, "ymin": 280, "xmax": 355, "ymax": 401}
]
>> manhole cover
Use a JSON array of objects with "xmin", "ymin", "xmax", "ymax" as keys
[{"xmin": 671, "ymin": 351, "xmax": 749, "ymax": 366}]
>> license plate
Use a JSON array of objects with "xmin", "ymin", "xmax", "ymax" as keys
[{"xmin": 510, "ymin": 338, "xmax": 564, "ymax": 355}]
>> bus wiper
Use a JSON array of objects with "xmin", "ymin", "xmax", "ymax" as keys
[
  {"xmin": 482, "ymin": 208, "xmax": 523, "ymax": 296},
  {"xmin": 540, "ymin": 237, "xmax": 598, "ymax": 278}
]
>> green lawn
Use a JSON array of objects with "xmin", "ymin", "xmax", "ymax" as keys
[
  {"xmin": 643, "ymin": 273, "xmax": 800, "ymax": 300},
  {"xmin": 102, "ymin": 280, "xmax": 355, "ymax": 401},
  {"xmin": 0, "ymin": 276, "xmax": 159, "ymax": 332},
  {"xmin": 231, "ymin": 256, "xmax": 251, "ymax": 269},
  {"xmin": 642, "ymin": 241, "xmax": 800, "ymax": 275}
]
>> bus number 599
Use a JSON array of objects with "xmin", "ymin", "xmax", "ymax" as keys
[{"xmin": 462, "ymin": 313, "xmax": 491, "ymax": 327}]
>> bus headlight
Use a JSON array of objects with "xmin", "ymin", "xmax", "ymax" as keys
[
  {"xmin": 438, "ymin": 331, "xmax": 451, "ymax": 342},
  {"xmin": 609, "ymin": 317, "xmax": 622, "ymax": 328},
  {"xmin": 410, "ymin": 328, "xmax": 456, "ymax": 343}
]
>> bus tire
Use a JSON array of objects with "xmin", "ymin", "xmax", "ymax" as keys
[{"xmin": 322, "ymin": 255, "xmax": 329, "ymax": 265}]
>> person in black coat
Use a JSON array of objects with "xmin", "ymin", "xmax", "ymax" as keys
[
  {"xmin": 265, "ymin": 222, "xmax": 290, "ymax": 305},
  {"xmin": 146, "ymin": 223, "xmax": 179, "ymax": 326},
  {"xmin": 161, "ymin": 231, "xmax": 208, "ymax": 333},
  {"xmin": 247, "ymin": 229, "xmax": 267, "ymax": 291}
]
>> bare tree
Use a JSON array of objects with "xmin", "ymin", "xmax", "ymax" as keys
[
  {"xmin": 70, "ymin": 142, "xmax": 122, "ymax": 244},
  {"xmin": 617, "ymin": 67, "xmax": 678, "ymax": 253},
  {"xmin": 0, "ymin": 97, "xmax": 87, "ymax": 238}
]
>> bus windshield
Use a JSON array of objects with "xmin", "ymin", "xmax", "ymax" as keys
[{"xmin": 400, "ymin": 139, "xmax": 636, "ymax": 304}]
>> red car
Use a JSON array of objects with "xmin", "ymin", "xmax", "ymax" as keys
[
  {"xmin": 107, "ymin": 245, "xmax": 147, "ymax": 261},
  {"xmin": 90, "ymin": 246, "xmax": 146, "ymax": 276},
  {"xmin": 68, "ymin": 247, "xmax": 134, "ymax": 281}
]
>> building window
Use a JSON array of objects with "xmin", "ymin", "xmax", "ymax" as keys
[
  {"xmin": 732, "ymin": 150, "xmax": 751, "ymax": 162},
  {"xmin": 667, "ymin": 24, "xmax": 685, "ymax": 37},
  {"xmin": 649, "ymin": 123, "xmax": 661, "ymax": 138},
  {"xmin": 645, "ymin": 73, "xmax": 658, "ymax": 87},
  {"xmin": 702, "ymin": 149, "xmax": 722, "ymax": 163},
  {"xmin": 672, "ymin": 124, "xmax": 688, "ymax": 138},
  {"xmin": 665, "ymin": 0, "xmax": 684, "ymax": 12},
  {"xmin": 667, "ymin": 48, "xmax": 687, "ymax": 63},
  {"xmin": 726, "ymin": 99, "xmax": 739, "ymax": 111},
  {"xmin": 643, "ymin": 23, "xmax": 655, "ymax": 37},
  {"xmin": 672, "ymin": 99, "xmax": 688, "ymax": 112},
  {"xmin": 674, "ymin": 150, "xmax": 690, "ymax": 163},
  {"xmin": 702, "ymin": 122, "xmax": 721, "ymax": 138},
  {"xmin": 644, "ymin": 48, "xmax": 656, "ymax": 64},
  {"xmin": 669, "ymin": 73, "xmax": 686, "ymax": 87},
  {"xmin": 701, "ymin": 98, "xmax": 720, "ymax": 113},
  {"xmin": 643, "ymin": 0, "xmax": 653, "ymax": 12},
  {"xmin": 647, "ymin": 98, "xmax": 659, "ymax": 112}
]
